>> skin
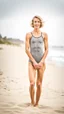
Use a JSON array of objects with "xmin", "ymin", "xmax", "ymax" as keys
[{"xmin": 25, "ymin": 17, "xmax": 48, "ymax": 106}]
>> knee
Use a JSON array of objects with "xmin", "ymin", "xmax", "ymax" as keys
[
  {"xmin": 30, "ymin": 81, "xmax": 35, "ymax": 88},
  {"xmin": 37, "ymin": 82, "xmax": 42, "ymax": 88}
]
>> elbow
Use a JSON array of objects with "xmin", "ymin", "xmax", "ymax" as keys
[
  {"xmin": 47, "ymin": 49, "xmax": 48, "ymax": 54},
  {"xmin": 45, "ymin": 49, "xmax": 48, "ymax": 55},
  {"xmin": 25, "ymin": 49, "xmax": 27, "ymax": 54},
  {"xmin": 25, "ymin": 48, "xmax": 28, "ymax": 54},
  {"xmin": 47, "ymin": 49, "xmax": 48, "ymax": 55}
]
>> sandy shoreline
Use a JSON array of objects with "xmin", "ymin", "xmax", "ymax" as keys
[{"xmin": 0, "ymin": 44, "xmax": 64, "ymax": 114}]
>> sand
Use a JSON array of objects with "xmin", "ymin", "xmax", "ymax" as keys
[{"xmin": 0, "ymin": 44, "xmax": 64, "ymax": 114}]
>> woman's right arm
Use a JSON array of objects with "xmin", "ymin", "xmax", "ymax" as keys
[{"xmin": 25, "ymin": 33, "xmax": 36, "ymax": 64}]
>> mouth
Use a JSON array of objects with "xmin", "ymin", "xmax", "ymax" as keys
[{"xmin": 35, "ymin": 25, "xmax": 39, "ymax": 27}]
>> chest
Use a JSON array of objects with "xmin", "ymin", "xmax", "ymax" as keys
[{"xmin": 30, "ymin": 37, "xmax": 43, "ymax": 45}]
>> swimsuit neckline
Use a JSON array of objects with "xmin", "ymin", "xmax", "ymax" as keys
[
  {"xmin": 31, "ymin": 32, "xmax": 43, "ymax": 38},
  {"xmin": 32, "ymin": 35, "xmax": 42, "ymax": 38}
]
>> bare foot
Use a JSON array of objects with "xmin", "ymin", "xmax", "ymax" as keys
[
  {"xmin": 31, "ymin": 102, "xmax": 35, "ymax": 106},
  {"xmin": 34, "ymin": 103, "xmax": 38, "ymax": 107}
]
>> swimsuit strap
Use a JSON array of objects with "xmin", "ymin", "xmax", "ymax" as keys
[
  {"xmin": 41, "ymin": 32, "xmax": 44, "ymax": 39},
  {"xmin": 31, "ymin": 32, "xmax": 33, "ymax": 36},
  {"xmin": 40, "ymin": 32, "xmax": 43, "ymax": 37},
  {"xmin": 31, "ymin": 32, "xmax": 42, "ymax": 37}
]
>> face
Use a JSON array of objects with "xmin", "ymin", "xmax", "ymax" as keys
[{"xmin": 33, "ymin": 18, "xmax": 41, "ymax": 29}]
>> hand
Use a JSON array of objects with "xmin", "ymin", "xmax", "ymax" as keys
[
  {"xmin": 38, "ymin": 61, "xmax": 44, "ymax": 69},
  {"xmin": 37, "ymin": 62, "xmax": 43, "ymax": 69},
  {"xmin": 32, "ymin": 61, "xmax": 39, "ymax": 69},
  {"xmin": 33, "ymin": 60, "xmax": 44, "ymax": 69}
]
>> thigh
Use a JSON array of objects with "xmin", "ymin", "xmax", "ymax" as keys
[
  {"xmin": 37, "ymin": 63, "xmax": 46, "ymax": 83},
  {"xmin": 28, "ymin": 62, "xmax": 36, "ymax": 83}
]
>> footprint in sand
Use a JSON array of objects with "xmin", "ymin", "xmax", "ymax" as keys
[
  {"xmin": 62, "ymin": 107, "xmax": 64, "ymax": 109},
  {"xmin": 18, "ymin": 103, "xmax": 31, "ymax": 108},
  {"xmin": 38, "ymin": 105, "xmax": 52, "ymax": 109},
  {"xmin": 0, "ymin": 70, "xmax": 3, "ymax": 75},
  {"xmin": 54, "ymin": 110, "xmax": 64, "ymax": 113},
  {"xmin": 0, "ymin": 47, "xmax": 3, "ymax": 50}
]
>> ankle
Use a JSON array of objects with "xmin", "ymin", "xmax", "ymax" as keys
[
  {"xmin": 34, "ymin": 103, "xmax": 38, "ymax": 107},
  {"xmin": 31, "ymin": 101, "xmax": 35, "ymax": 106}
]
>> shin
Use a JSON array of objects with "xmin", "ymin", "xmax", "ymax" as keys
[
  {"xmin": 29, "ymin": 81, "xmax": 35, "ymax": 105},
  {"xmin": 35, "ymin": 82, "xmax": 42, "ymax": 106}
]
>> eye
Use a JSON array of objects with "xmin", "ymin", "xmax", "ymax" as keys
[
  {"xmin": 34, "ymin": 21, "xmax": 37, "ymax": 23},
  {"xmin": 38, "ymin": 21, "xmax": 40, "ymax": 23}
]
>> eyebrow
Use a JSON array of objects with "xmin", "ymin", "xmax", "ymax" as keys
[{"xmin": 35, "ymin": 21, "xmax": 40, "ymax": 22}]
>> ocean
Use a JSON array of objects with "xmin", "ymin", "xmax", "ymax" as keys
[{"xmin": 46, "ymin": 46, "xmax": 64, "ymax": 66}]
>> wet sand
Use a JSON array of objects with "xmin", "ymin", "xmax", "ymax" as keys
[{"xmin": 0, "ymin": 44, "xmax": 64, "ymax": 114}]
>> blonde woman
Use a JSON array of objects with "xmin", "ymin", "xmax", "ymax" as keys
[{"xmin": 25, "ymin": 15, "xmax": 48, "ymax": 106}]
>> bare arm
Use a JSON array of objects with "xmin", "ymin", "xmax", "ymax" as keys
[
  {"xmin": 40, "ymin": 33, "xmax": 48, "ymax": 63},
  {"xmin": 25, "ymin": 33, "xmax": 36, "ymax": 63}
]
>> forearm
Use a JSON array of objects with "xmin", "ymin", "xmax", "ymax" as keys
[
  {"xmin": 25, "ymin": 49, "xmax": 36, "ymax": 63},
  {"xmin": 40, "ymin": 49, "xmax": 48, "ymax": 63}
]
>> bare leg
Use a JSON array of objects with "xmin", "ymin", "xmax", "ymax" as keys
[
  {"xmin": 35, "ymin": 83, "xmax": 42, "ymax": 106},
  {"xmin": 28, "ymin": 62, "xmax": 36, "ymax": 105},
  {"xmin": 34, "ymin": 63, "xmax": 46, "ymax": 106},
  {"xmin": 29, "ymin": 83, "xmax": 35, "ymax": 105}
]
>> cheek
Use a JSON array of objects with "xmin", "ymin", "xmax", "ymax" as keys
[
  {"xmin": 39, "ymin": 23, "xmax": 41, "ymax": 27},
  {"xmin": 38, "ymin": 22, "xmax": 40, "ymax": 25}
]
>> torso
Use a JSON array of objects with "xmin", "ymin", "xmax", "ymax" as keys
[{"xmin": 29, "ymin": 32, "xmax": 44, "ymax": 63}]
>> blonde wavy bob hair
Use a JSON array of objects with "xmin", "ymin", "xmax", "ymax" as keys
[{"xmin": 31, "ymin": 15, "xmax": 44, "ymax": 28}]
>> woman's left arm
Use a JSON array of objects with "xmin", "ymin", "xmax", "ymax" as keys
[{"xmin": 40, "ymin": 32, "xmax": 48, "ymax": 64}]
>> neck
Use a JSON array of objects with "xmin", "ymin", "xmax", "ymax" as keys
[{"xmin": 34, "ymin": 28, "xmax": 40, "ymax": 33}]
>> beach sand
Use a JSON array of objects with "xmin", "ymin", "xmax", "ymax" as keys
[{"xmin": 0, "ymin": 44, "xmax": 64, "ymax": 114}]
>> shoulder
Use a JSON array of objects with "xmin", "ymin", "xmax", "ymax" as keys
[
  {"xmin": 42, "ymin": 32, "xmax": 48, "ymax": 41},
  {"xmin": 25, "ymin": 32, "xmax": 32, "ymax": 40}
]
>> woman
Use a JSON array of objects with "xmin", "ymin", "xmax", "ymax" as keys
[{"xmin": 25, "ymin": 15, "xmax": 48, "ymax": 106}]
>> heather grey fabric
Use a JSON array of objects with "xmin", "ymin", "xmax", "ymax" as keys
[{"xmin": 29, "ymin": 32, "xmax": 44, "ymax": 63}]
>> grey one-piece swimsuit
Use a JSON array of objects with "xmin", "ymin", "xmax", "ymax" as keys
[{"xmin": 29, "ymin": 32, "xmax": 44, "ymax": 63}]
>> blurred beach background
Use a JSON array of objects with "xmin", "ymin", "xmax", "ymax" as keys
[
  {"xmin": 0, "ymin": 44, "xmax": 64, "ymax": 114},
  {"xmin": 0, "ymin": 0, "xmax": 64, "ymax": 114}
]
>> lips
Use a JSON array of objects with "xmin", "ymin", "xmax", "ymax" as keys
[{"xmin": 35, "ymin": 25, "xmax": 39, "ymax": 27}]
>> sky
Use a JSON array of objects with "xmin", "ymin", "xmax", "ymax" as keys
[{"xmin": 0, "ymin": 0, "xmax": 64, "ymax": 46}]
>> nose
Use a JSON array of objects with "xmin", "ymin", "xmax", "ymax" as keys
[{"xmin": 36, "ymin": 22, "xmax": 39, "ymax": 24}]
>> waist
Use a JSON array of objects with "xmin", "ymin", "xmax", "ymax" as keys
[
  {"xmin": 31, "ymin": 51, "xmax": 43, "ymax": 63},
  {"xmin": 30, "ymin": 48, "xmax": 43, "ymax": 55}
]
